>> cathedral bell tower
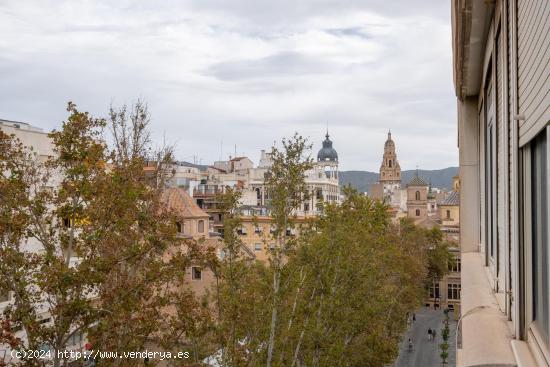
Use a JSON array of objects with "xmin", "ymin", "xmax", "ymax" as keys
[
  {"xmin": 380, "ymin": 131, "xmax": 401, "ymax": 185},
  {"xmin": 379, "ymin": 131, "xmax": 401, "ymax": 200}
]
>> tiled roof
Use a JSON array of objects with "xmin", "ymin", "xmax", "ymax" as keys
[
  {"xmin": 415, "ymin": 217, "xmax": 440, "ymax": 229},
  {"xmin": 407, "ymin": 175, "xmax": 428, "ymax": 187},
  {"xmin": 161, "ymin": 187, "xmax": 209, "ymax": 218},
  {"xmin": 440, "ymin": 190, "xmax": 460, "ymax": 206}
]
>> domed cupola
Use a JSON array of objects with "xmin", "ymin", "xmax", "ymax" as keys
[{"xmin": 317, "ymin": 132, "xmax": 338, "ymax": 162}]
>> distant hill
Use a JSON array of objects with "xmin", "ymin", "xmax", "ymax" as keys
[{"xmin": 339, "ymin": 167, "xmax": 459, "ymax": 193}]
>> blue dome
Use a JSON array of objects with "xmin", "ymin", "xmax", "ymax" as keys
[{"xmin": 317, "ymin": 133, "xmax": 338, "ymax": 162}]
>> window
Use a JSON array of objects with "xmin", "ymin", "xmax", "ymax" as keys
[
  {"xmin": 254, "ymin": 243, "xmax": 262, "ymax": 251},
  {"xmin": 449, "ymin": 257, "xmax": 461, "ymax": 273},
  {"xmin": 528, "ymin": 128, "xmax": 548, "ymax": 344},
  {"xmin": 269, "ymin": 243, "xmax": 275, "ymax": 251},
  {"xmin": 416, "ymin": 209, "xmax": 420, "ymax": 217},
  {"xmin": 389, "ymin": 160, "xmax": 392, "ymax": 168},
  {"xmin": 198, "ymin": 220, "xmax": 205, "ymax": 233},
  {"xmin": 0, "ymin": 290, "xmax": 9, "ymax": 303},
  {"xmin": 316, "ymin": 189, "xmax": 323, "ymax": 200},
  {"xmin": 63, "ymin": 217, "xmax": 71, "ymax": 228},
  {"xmin": 38, "ymin": 317, "xmax": 52, "ymax": 325},
  {"xmin": 67, "ymin": 332, "xmax": 83, "ymax": 346},
  {"xmin": 448, "ymin": 284, "xmax": 461, "ymax": 300},
  {"xmin": 304, "ymin": 203, "xmax": 309, "ymax": 212},
  {"xmin": 176, "ymin": 221, "xmax": 182, "ymax": 233},
  {"xmin": 415, "ymin": 191, "xmax": 420, "ymax": 200},
  {"xmin": 192, "ymin": 267, "xmax": 202, "ymax": 280},
  {"xmin": 429, "ymin": 283, "xmax": 440, "ymax": 299},
  {"xmin": 446, "ymin": 210, "xmax": 451, "ymax": 219},
  {"xmin": 237, "ymin": 226, "xmax": 247, "ymax": 235},
  {"xmin": 254, "ymin": 226, "xmax": 262, "ymax": 234}
]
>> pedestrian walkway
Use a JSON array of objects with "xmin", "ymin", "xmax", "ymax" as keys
[{"xmin": 394, "ymin": 308, "xmax": 457, "ymax": 367}]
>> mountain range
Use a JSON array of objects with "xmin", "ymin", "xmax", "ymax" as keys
[{"xmin": 339, "ymin": 167, "xmax": 459, "ymax": 193}]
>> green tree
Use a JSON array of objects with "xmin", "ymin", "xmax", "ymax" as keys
[
  {"xmin": 263, "ymin": 134, "xmax": 313, "ymax": 367},
  {"xmin": 0, "ymin": 102, "xmax": 208, "ymax": 367}
]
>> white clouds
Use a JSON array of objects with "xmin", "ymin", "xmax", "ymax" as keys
[{"xmin": 0, "ymin": 0, "xmax": 457, "ymax": 171}]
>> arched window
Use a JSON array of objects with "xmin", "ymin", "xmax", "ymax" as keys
[
  {"xmin": 176, "ymin": 221, "xmax": 182, "ymax": 233},
  {"xmin": 416, "ymin": 209, "xmax": 420, "ymax": 217},
  {"xmin": 389, "ymin": 160, "xmax": 392, "ymax": 168},
  {"xmin": 415, "ymin": 191, "xmax": 420, "ymax": 200}
]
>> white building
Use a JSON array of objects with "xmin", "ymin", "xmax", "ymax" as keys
[{"xmin": 453, "ymin": 0, "xmax": 549, "ymax": 365}]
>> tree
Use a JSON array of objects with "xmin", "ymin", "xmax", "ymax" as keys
[
  {"xmin": 0, "ymin": 102, "xmax": 208, "ymax": 366},
  {"xmin": 272, "ymin": 188, "xmax": 428, "ymax": 366},
  {"xmin": 0, "ymin": 103, "xmax": 105, "ymax": 367},
  {"xmin": 263, "ymin": 134, "xmax": 313, "ymax": 367}
]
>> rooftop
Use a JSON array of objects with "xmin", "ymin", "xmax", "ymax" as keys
[
  {"xmin": 161, "ymin": 187, "xmax": 209, "ymax": 218},
  {"xmin": 406, "ymin": 175, "xmax": 428, "ymax": 187},
  {"xmin": 440, "ymin": 190, "xmax": 460, "ymax": 206}
]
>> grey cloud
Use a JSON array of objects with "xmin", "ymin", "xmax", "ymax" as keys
[
  {"xmin": 203, "ymin": 52, "xmax": 338, "ymax": 81},
  {"xmin": 0, "ymin": 0, "xmax": 457, "ymax": 171},
  {"xmin": 325, "ymin": 27, "xmax": 372, "ymax": 40}
]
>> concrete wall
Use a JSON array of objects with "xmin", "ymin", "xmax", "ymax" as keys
[{"xmin": 458, "ymin": 97, "xmax": 480, "ymax": 253}]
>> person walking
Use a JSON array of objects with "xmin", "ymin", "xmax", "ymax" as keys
[
  {"xmin": 408, "ymin": 338, "xmax": 413, "ymax": 351},
  {"xmin": 428, "ymin": 328, "xmax": 432, "ymax": 340},
  {"xmin": 412, "ymin": 313, "xmax": 416, "ymax": 322}
]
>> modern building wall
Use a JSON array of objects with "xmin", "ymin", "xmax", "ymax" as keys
[{"xmin": 452, "ymin": 0, "xmax": 549, "ymax": 365}]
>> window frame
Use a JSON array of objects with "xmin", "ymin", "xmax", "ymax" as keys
[
  {"xmin": 522, "ymin": 126, "xmax": 550, "ymax": 360},
  {"xmin": 191, "ymin": 266, "xmax": 202, "ymax": 281}
]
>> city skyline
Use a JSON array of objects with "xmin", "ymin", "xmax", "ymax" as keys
[{"xmin": 0, "ymin": 0, "xmax": 457, "ymax": 171}]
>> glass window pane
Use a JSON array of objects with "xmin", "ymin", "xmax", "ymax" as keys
[{"xmin": 531, "ymin": 129, "xmax": 548, "ymax": 344}]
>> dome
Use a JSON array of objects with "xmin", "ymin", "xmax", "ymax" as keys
[{"xmin": 317, "ymin": 132, "xmax": 338, "ymax": 162}]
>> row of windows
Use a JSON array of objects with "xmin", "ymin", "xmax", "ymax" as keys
[
  {"xmin": 254, "ymin": 243, "xmax": 275, "ymax": 251},
  {"xmin": 482, "ymin": 117, "xmax": 549, "ymax": 348},
  {"xmin": 428, "ymin": 283, "xmax": 461, "ymax": 300},
  {"xmin": 176, "ymin": 220, "xmax": 205, "ymax": 235}
]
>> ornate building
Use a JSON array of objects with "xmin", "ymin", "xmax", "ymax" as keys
[
  {"xmin": 248, "ymin": 131, "xmax": 340, "ymax": 215},
  {"xmin": 379, "ymin": 131, "xmax": 401, "ymax": 202}
]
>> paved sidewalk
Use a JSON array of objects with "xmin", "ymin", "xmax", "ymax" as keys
[{"xmin": 393, "ymin": 308, "xmax": 457, "ymax": 367}]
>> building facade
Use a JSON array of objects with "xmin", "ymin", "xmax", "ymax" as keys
[
  {"xmin": 406, "ymin": 175, "xmax": 429, "ymax": 220},
  {"xmin": 453, "ymin": 0, "xmax": 549, "ymax": 365}
]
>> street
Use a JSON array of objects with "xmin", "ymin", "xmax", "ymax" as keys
[{"xmin": 394, "ymin": 308, "xmax": 456, "ymax": 367}]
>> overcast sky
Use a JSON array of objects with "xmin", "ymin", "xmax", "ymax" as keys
[{"xmin": 0, "ymin": 0, "xmax": 457, "ymax": 171}]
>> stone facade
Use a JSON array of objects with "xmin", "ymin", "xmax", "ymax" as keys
[{"xmin": 406, "ymin": 175, "xmax": 429, "ymax": 219}]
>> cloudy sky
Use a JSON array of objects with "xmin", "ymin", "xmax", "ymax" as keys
[{"xmin": 0, "ymin": 0, "xmax": 457, "ymax": 171}]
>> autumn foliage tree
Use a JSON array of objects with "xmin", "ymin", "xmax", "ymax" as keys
[{"xmin": 0, "ymin": 102, "xmax": 208, "ymax": 367}]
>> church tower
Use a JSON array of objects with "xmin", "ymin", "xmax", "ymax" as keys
[{"xmin": 379, "ymin": 131, "xmax": 401, "ymax": 198}]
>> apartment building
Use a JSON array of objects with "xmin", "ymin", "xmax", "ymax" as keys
[
  {"xmin": 0, "ymin": 120, "xmax": 57, "ymax": 302},
  {"xmin": 452, "ymin": 0, "xmax": 549, "ymax": 365}
]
